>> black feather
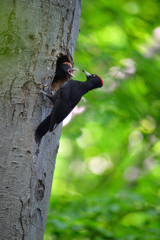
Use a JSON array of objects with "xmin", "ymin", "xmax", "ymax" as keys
[
  {"xmin": 35, "ymin": 114, "xmax": 51, "ymax": 146},
  {"xmin": 35, "ymin": 70, "xmax": 103, "ymax": 147}
]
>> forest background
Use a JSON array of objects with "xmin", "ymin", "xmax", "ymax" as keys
[{"xmin": 45, "ymin": 0, "xmax": 160, "ymax": 239}]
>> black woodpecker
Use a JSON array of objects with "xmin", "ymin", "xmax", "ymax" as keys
[{"xmin": 35, "ymin": 70, "xmax": 103, "ymax": 146}]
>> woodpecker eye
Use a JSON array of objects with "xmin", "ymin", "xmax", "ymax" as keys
[{"xmin": 93, "ymin": 74, "xmax": 96, "ymax": 77}]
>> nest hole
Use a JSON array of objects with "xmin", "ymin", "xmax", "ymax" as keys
[{"xmin": 51, "ymin": 55, "xmax": 72, "ymax": 93}]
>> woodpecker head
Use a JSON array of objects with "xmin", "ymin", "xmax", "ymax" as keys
[
  {"xmin": 82, "ymin": 70, "xmax": 103, "ymax": 88},
  {"xmin": 61, "ymin": 62, "xmax": 79, "ymax": 78}
]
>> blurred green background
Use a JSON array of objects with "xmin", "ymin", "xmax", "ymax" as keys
[{"xmin": 44, "ymin": 0, "xmax": 160, "ymax": 239}]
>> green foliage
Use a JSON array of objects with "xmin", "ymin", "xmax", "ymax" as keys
[{"xmin": 45, "ymin": 0, "xmax": 160, "ymax": 239}]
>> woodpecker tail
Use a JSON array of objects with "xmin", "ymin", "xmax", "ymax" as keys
[{"xmin": 35, "ymin": 114, "xmax": 51, "ymax": 146}]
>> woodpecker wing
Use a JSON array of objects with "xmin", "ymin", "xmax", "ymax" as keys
[
  {"xmin": 49, "ymin": 81, "xmax": 73, "ymax": 131},
  {"xmin": 35, "ymin": 114, "xmax": 51, "ymax": 146},
  {"xmin": 49, "ymin": 99, "xmax": 72, "ymax": 131}
]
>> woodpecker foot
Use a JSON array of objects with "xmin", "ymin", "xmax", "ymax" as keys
[{"xmin": 40, "ymin": 90, "xmax": 47, "ymax": 95}]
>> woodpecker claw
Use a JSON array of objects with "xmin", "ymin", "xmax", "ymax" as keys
[
  {"xmin": 40, "ymin": 90, "xmax": 47, "ymax": 95},
  {"xmin": 82, "ymin": 70, "xmax": 92, "ymax": 77}
]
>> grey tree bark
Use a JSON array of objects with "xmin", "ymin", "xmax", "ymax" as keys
[{"xmin": 0, "ymin": 0, "xmax": 81, "ymax": 239}]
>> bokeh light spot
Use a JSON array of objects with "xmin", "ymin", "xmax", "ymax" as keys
[
  {"xmin": 89, "ymin": 156, "xmax": 113, "ymax": 175},
  {"xmin": 152, "ymin": 141, "xmax": 160, "ymax": 155},
  {"xmin": 129, "ymin": 130, "xmax": 143, "ymax": 147},
  {"xmin": 123, "ymin": 2, "xmax": 139, "ymax": 15},
  {"xmin": 140, "ymin": 117, "xmax": 156, "ymax": 133},
  {"xmin": 69, "ymin": 160, "xmax": 86, "ymax": 176},
  {"xmin": 124, "ymin": 166, "xmax": 140, "ymax": 181}
]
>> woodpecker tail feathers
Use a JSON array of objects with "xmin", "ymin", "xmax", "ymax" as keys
[{"xmin": 35, "ymin": 114, "xmax": 51, "ymax": 146}]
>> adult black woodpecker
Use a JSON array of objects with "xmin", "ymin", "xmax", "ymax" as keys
[
  {"xmin": 35, "ymin": 70, "xmax": 103, "ymax": 146},
  {"xmin": 52, "ymin": 62, "xmax": 78, "ymax": 93}
]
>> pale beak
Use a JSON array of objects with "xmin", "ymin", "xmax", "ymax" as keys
[
  {"xmin": 68, "ymin": 68, "xmax": 79, "ymax": 78},
  {"xmin": 82, "ymin": 70, "xmax": 92, "ymax": 77}
]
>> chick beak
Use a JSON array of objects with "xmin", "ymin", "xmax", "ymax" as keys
[{"xmin": 68, "ymin": 68, "xmax": 79, "ymax": 78}]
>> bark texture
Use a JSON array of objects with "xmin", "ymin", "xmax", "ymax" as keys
[{"xmin": 0, "ymin": 0, "xmax": 81, "ymax": 239}]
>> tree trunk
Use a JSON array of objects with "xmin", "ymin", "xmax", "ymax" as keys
[{"xmin": 0, "ymin": 0, "xmax": 81, "ymax": 239}]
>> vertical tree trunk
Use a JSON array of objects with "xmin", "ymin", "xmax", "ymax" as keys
[{"xmin": 0, "ymin": 0, "xmax": 81, "ymax": 239}]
